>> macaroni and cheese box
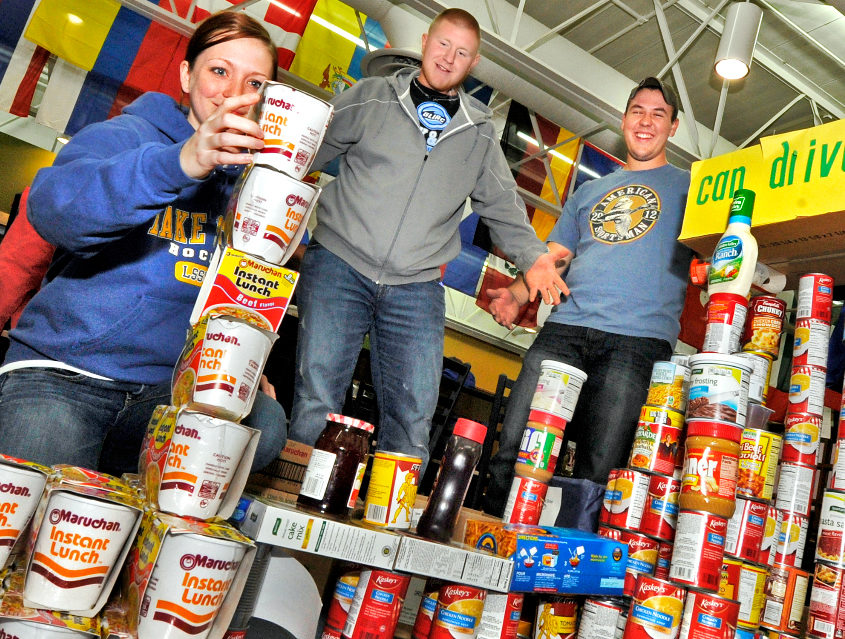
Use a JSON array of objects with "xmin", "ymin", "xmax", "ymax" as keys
[{"xmin": 464, "ymin": 521, "xmax": 627, "ymax": 595}]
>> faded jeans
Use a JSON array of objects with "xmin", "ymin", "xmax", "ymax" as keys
[
  {"xmin": 289, "ymin": 242, "xmax": 444, "ymax": 471},
  {"xmin": 484, "ymin": 322, "xmax": 671, "ymax": 516},
  {"xmin": 0, "ymin": 368, "xmax": 287, "ymax": 474}
]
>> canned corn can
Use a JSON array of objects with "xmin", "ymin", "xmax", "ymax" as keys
[
  {"xmin": 782, "ymin": 413, "xmax": 822, "ymax": 465},
  {"xmin": 796, "ymin": 273, "xmax": 834, "ymax": 323},
  {"xmin": 792, "ymin": 318, "xmax": 830, "ymax": 367},
  {"xmin": 363, "ymin": 451, "xmax": 422, "ymax": 530},
  {"xmin": 703, "ymin": 292, "xmax": 748, "ymax": 355},
  {"xmin": 623, "ymin": 575, "xmax": 686, "ymax": 639},
  {"xmin": 678, "ymin": 588, "xmax": 740, "ymax": 639},
  {"xmin": 737, "ymin": 428, "xmax": 782, "ymax": 501},
  {"xmin": 646, "ymin": 361, "xmax": 690, "ymax": 412},
  {"xmin": 669, "ymin": 510, "xmax": 728, "ymax": 592},
  {"xmin": 760, "ymin": 563, "xmax": 809, "ymax": 635},
  {"xmin": 342, "ymin": 569, "xmax": 410, "ymax": 639},
  {"xmin": 742, "ymin": 296, "xmax": 786, "ymax": 359}
]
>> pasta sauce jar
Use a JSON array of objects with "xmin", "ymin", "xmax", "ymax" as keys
[{"xmin": 680, "ymin": 420, "xmax": 742, "ymax": 518}]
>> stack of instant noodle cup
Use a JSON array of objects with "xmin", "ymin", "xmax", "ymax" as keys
[{"xmin": 501, "ymin": 360, "xmax": 586, "ymax": 526}]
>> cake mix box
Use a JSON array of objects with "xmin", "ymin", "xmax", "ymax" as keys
[{"xmin": 464, "ymin": 521, "xmax": 627, "ymax": 595}]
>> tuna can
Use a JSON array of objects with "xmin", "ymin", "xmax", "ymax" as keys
[
  {"xmin": 788, "ymin": 364, "xmax": 827, "ymax": 417},
  {"xmin": 622, "ymin": 575, "xmax": 686, "ymax": 639},
  {"xmin": 734, "ymin": 352, "xmax": 772, "ymax": 405},
  {"xmin": 606, "ymin": 469, "xmax": 652, "ymax": 529},
  {"xmin": 724, "ymin": 497, "xmax": 768, "ymax": 563},
  {"xmin": 742, "ymin": 296, "xmax": 786, "ymax": 359},
  {"xmin": 531, "ymin": 360, "xmax": 588, "ymax": 422},
  {"xmin": 807, "ymin": 561, "xmax": 845, "ymax": 639},
  {"xmin": 702, "ymin": 292, "xmax": 748, "ymax": 355},
  {"xmin": 655, "ymin": 541, "xmax": 673, "ymax": 580},
  {"xmin": 758, "ymin": 505, "xmax": 779, "ymax": 567},
  {"xmin": 736, "ymin": 428, "xmax": 782, "ymax": 501},
  {"xmin": 816, "ymin": 490, "xmax": 845, "ymax": 565},
  {"xmin": 429, "ymin": 583, "xmax": 487, "ymax": 639},
  {"xmin": 678, "ymin": 588, "xmax": 740, "ymax": 639},
  {"xmin": 226, "ymin": 163, "xmax": 320, "ymax": 264},
  {"xmin": 363, "ymin": 451, "xmax": 422, "ymax": 530},
  {"xmin": 342, "ymin": 569, "xmax": 410, "ymax": 639},
  {"xmin": 476, "ymin": 592, "xmax": 523, "ymax": 639},
  {"xmin": 774, "ymin": 462, "xmax": 817, "ymax": 517},
  {"xmin": 534, "ymin": 596, "xmax": 579, "ymax": 639},
  {"xmin": 669, "ymin": 510, "xmax": 728, "ymax": 592},
  {"xmin": 782, "ymin": 413, "xmax": 822, "ymax": 465},
  {"xmin": 792, "ymin": 318, "xmax": 830, "ymax": 367},
  {"xmin": 796, "ymin": 273, "xmax": 834, "ymax": 323},
  {"xmin": 637, "ymin": 474, "xmax": 680, "ymax": 541},
  {"xmin": 686, "ymin": 354, "xmax": 752, "ymax": 426},
  {"xmin": 576, "ymin": 597, "xmax": 628, "ymax": 639},
  {"xmin": 646, "ymin": 361, "xmax": 690, "ymax": 413},
  {"xmin": 628, "ymin": 409, "xmax": 685, "ymax": 477},
  {"xmin": 600, "ymin": 468, "xmax": 619, "ymax": 525},
  {"xmin": 772, "ymin": 510, "xmax": 809, "ymax": 567},
  {"xmin": 503, "ymin": 475, "xmax": 549, "ymax": 525},
  {"xmin": 760, "ymin": 563, "xmax": 809, "ymax": 635},
  {"xmin": 252, "ymin": 81, "xmax": 334, "ymax": 177},
  {"xmin": 325, "ymin": 572, "xmax": 360, "ymax": 637}
]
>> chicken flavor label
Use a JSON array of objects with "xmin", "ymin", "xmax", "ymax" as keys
[
  {"xmin": 709, "ymin": 235, "xmax": 744, "ymax": 284},
  {"xmin": 590, "ymin": 185, "xmax": 660, "ymax": 244}
]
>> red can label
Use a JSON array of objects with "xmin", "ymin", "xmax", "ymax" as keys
[
  {"xmin": 637, "ymin": 474, "xmax": 680, "ymax": 541},
  {"xmin": 773, "ymin": 510, "xmax": 809, "ymax": 567},
  {"xmin": 578, "ymin": 598, "xmax": 627, "ymax": 639},
  {"xmin": 742, "ymin": 295, "xmax": 786, "ymax": 358},
  {"xmin": 669, "ymin": 510, "xmax": 727, "ymax": 591},
  {"xmin": 411, "ymin": 586, "xmax": 439, "ymax": 639},
  {"xmin": 599, "ymin": 525, "xmax": 659, "ymax": 596},
  {"xmin": 429, "ymin": 584, "xmax": 486, "ymax": 639},
  {"xmin": 816, "ymin": 490, "xmax": 845, "ymax": 565},
  {"xmin": 793, "ymin": 318, "xmax": 830, "ymax": 367},
  {"xmin": 679, "ymin": 589, "xmax": 740, "ymax": 639},
  {"xmin": 759, "ymin": 505, "xmax": 779, "ymax": 566},
  {"xmin": 503, "ymin": 475, "xmax": 549, "ymax": 525},
  {"xmin": 623, "ymin": 575, "xmax": 686, "ymax": 639},
  {"xmin": 703, "ymin": 293, "xmax": 748, "ymax": 355},
  {"xmin": 628, "ymin": 418, "xmax": 684, "ymax": 477},
  {"xmin": 342, "ymin": 570, "xmax": 410, "ymax": 639},
  {"xmin": 600, "ymin": 468, "xmax": 619, "ymax": 524},
  {"xmin": 606, "ymin": 469, "xmax": 651, "ymax": 529},
  {"xmin": 796, "ymin": 273, "xmax": 834, "ymax": 323},
  {"xmin": 775, "ymin": 462, "xmax": 817, "ymax": 516},
  {"xmin": 783, "ymin": 413, "xmax": 822, "ymax": 465},
  {"xmin": 808, "ymin": 562, "xmax": 845, "ymax": 639},
  {"xmin": 325, "ymin": 573, "xmax": 360, "ymax": 634},
  {"xmin": 476, "ymin": 592, "xmax": 523, "ymax": 639},
  {"xmin": 654, "ymin": 541, "xmax": 673, "ymax": 580},
  {"xmin": 724, "ymin": 497, "xmax": 768, "ymax": 563},
  {"xmin": 788, "ymin": 364, "xmax": 827, "ymax": 417}
]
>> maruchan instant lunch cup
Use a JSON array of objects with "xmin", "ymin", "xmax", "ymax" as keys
[{"xmin": 0, "ymin": 460, "xmax": 48, "ymax": 569}]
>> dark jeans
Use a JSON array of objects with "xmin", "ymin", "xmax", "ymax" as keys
[
  {"xmin": 0, "ymin": 368, "xmax": 287, "ymax": 475},
  {"xmin": 484, "ymin": 323, "xmax": 671, "ymax": 516}
]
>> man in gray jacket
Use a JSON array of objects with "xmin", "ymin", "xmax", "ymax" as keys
[{"xmin": 289, "ymin": 8, "xmax": 566, "ymax": 470}]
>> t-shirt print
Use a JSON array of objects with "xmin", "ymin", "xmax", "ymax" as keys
[{"xmin": 589, "ymin": 184, "xmax": 662, "ymax": 244}]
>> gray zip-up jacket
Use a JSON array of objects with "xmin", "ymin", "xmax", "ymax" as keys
[{"xmin": 311, "ymin": 68, "xmax": 547, "ymax": 285}]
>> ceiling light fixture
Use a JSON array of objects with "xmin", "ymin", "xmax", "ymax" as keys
[{"xmin": 714, "ymin": 2, "xmax": 763, "ymax": 80}]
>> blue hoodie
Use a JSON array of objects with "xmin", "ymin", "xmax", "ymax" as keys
[{"xmin": 6, "ymin": 93, "xmax": 240, "ymax": 384}]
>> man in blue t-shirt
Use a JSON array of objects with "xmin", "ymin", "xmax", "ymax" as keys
[{"xmin": 483, "ymin": 77, "xmax": 694, "ymax": 521}]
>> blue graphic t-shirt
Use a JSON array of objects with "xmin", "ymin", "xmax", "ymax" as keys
[
  {"xmin": 410, "ymin": 78, "xmax": 460, "ymax": 152},
  {"xmin": 546, "ymin": 163, "xmax": 694, "ymax": 344}
]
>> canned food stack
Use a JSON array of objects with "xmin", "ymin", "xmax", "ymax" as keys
[{"xmin": 502, "ymin": 360, "xmax": 586, "ymax": 525}]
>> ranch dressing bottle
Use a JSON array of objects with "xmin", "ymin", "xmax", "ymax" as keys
[{"xmin": 708, "ymin": 189, "xmax": 758, "ymax": 299}]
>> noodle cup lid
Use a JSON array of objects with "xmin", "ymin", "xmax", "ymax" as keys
[
  {"xmin": 528, "ymin": 410, "xmax": 568, "ymax": 430},
  {"xmin": 686, "ymin": 419, "xmax": 743, "ymax": 442},
  {"xmin": 327, "ymin": 413, "xmax": 375, "ymax": 434},
  {"xmin": 454, "ymin": 418, "xmax": 487, "ymax": 444}
]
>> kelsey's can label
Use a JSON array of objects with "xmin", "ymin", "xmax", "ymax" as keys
[
  {"xmin": 342, "ymin": 570, "xmax": 410, "ymax": 639},
  {"xmin": 669, "ymin": 510, "xmax": 727, "ymax": 592},
  {"xmin": 429, "ymin": 584, "xmax": 486, "ymax": 639},
  {"xmin": 622, "ymin": 575, "xmax": 685, "ymax": 639},
  {"xmin": 792, "ymin": 318, "xmax": 830, "ymax": 367},
  {"xmin": 796, "ymin": 273, "xmax": 834, "ymax": 323}
]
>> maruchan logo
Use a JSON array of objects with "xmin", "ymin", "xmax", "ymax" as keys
[
  {"xmin": 266, "ymin": 96, "xmax": 294, "ymax": 110},
  {"xmin": 48, "ymin": 508, "xmax": 122, "ymax": 530},
  {"xmin": 174, "ymin": 424, "xmax": 200, "ymax": 440},
  {"xmin": 205, "ymin": 332, "xmax": 240, "ymax": 345},
  {"xmin": 286, "ymin": 193, "xmax": 309, "ymax": 208},
  {"xmin": 0, "ymin": 630, "xmax": 21, "ymax": 639},
  {"xmin": 180, "ymin": 553, "xmax": 242, "ymax": 572},
  {"xmin": 0, "ymin": 482, "xmax": 31, "ymax": 496},
  {"xmin": 374, "ymin": 574, "xmax": 401, "ymax": 589}
]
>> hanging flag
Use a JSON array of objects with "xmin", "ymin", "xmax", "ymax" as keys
[
  {"xmin": 0, "ymin": 0, "xmax": 51, "ymax": 117},
  {"xmin": 25, "ymin": 0, "xmax": 121, "ymax": 72},
  {"xmin": 473, "ymin": 254, "xmax": 542, "ymax": 328}
]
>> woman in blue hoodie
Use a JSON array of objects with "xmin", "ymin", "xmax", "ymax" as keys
[{"xmin": 0, "ymin": 11, "xmax": 287, "ymax": 473}]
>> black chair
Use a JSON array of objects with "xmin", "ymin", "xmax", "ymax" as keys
[
  {"xmin": 418, "ymin": 357, "xmax": 472, "ymax": 495},
  {"xmin": 466, "ymin": 373, "xmax": 514, "ymax": 510}
]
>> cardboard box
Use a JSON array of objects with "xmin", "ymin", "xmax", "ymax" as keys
[
  {"xmin": 240, "ymin": 499, "xmax": 400, "ymax": 569},
  {"xmin": 246, "ymin": 439, "xmax": 312, "ymax": 497},
  {"xmin": 464, "ymin": 521, "xmax": 627, "ymax": 596},
  {"xmin": 679, "ymin": 118, "xmax": 845, "ymax": 286}
]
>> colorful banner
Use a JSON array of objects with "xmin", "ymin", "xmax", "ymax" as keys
[{"xmin": 0, "ymin": 0, "xmax": 48, "ymax": 117}]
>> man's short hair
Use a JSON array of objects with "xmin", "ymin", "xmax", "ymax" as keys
[
  {"xmin": 626, "ymin": 77, "xmax": 680, "ymax": 122},
  {"xmin": 430, "ymin": 8, "xmax": 481, "ymax": 42}
]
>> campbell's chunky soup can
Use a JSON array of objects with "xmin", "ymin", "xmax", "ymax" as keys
[
  {"xmin": 251, "ymin": 81, "xmax": 333, "ymax": 177},
  {"xmin": 742, "ymin": 296, "xmax": 786, "ymax": 358},
  {"xmin": 172, "ymin": 315, "xmax": 277, "ymax": 422},
  {"xmin": 623, "ymin": 575, "xmax": 685, "ymax": 639},
  {"xmin": 686, "ymin": 354, "xmax": 751, "ymax": 426}
]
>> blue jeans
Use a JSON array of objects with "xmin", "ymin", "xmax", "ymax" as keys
[
  {"xmin": 289, "ymin": 243, "xmax": 444, "ymax": 471},
  {"xmin": 484, "ymin": 323, "xmax": 671, "ymax": 515},
  {"xmin": 0, "ymin": 368, "xmax": 287, "ymax": 474}
]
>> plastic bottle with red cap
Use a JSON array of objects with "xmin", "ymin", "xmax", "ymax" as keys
[{"xmin": 416, "ymin": 418, "xmax": 487, "ymax": 543}]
